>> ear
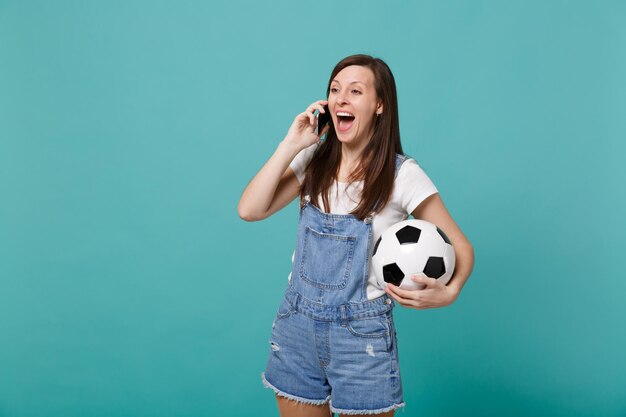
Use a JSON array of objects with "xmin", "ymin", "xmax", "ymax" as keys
[{"xmin": 376, "ymin": 101, "xmax": 383, "ymax": 115}]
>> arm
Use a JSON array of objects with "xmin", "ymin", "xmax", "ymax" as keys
[
  {"xmin": 237, "ymin": 143, "xmax": 301, "ymax": 222},
  {"xmin": 384, "ymin": 193, "xmax": 475, "ymax": 309},
  {"xmin": 237, "ymin": 99, "xmax": 328, "ymax": 222}
]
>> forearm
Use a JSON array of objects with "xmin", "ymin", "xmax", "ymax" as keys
[
  {"xmin": 238, "ymin": 140, "xmax": 301, "ymax": 220},
  {"xmin": 447, "ymin": 243, "xmax": 474, "ymax": 299}
]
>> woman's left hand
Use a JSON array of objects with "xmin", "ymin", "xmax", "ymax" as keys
[{"xmin": 383, "ymin": 274, "xmax": 458, "ymax": 310}]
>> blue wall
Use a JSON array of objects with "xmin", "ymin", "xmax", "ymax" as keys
[{"xmin": 1, "ymin": 1, "xmax": 624, "ymax": 416}]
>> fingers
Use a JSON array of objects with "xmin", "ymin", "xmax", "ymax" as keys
[
  {"xmin": 306, "ymin": 100, "xmax": 328, "ymax": 125},
  {"xmin": 298, "ymin": 111, "xmax": 315, "ymax": 126},
  {"xmin": 410, "ymin": 274, "xmax": 439, "ymax": 288},
  {"xmin": 384, "ymin": 277, "xmax": 453, "ymax": 310},
  {"xmin": 385, "ymin": 282, "xmax": 422, "ymax": 299},
  {"xmin": 291, "ymin": 100, "xmax": 329, "ymax": 136},
  {"xmin": 307, "ymin": 99, "xmax": 328, "ymax": 113},
  {"xmin": 384, "ymin": 284, "xmax": 421, "ymax": 309},
  {"xmin": 383, "ymin": 274, "xmax": 431, "ymax": 309}
]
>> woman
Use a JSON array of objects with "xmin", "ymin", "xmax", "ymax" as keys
[{"xmin": 238, "ymin": 54, "xmax": 474, "ymax": 417}]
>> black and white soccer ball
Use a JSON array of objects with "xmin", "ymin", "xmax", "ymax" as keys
[{"xmin": 371, "ymin": 219, "xmax": 456, "ymax": 290}]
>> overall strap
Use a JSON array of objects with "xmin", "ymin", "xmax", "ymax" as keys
[
  {"xmin": 368, "ymin": 154, "xmax": 408, "ymax": 217},
  {"xmin": 394, "ymin": 153, "xmax": 408, "ymax": 178}
]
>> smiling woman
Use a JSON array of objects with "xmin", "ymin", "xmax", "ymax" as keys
[
  {"xmin": 330, "ymin": 74, "xmax": 374, "ymax": 137},
  {"xmin": 238, "ymin": 54, "xmax": 474, "ymax": 417},
  {"xmin": 301, "ymin": 56, "xmax": 401, "ymax": 220}
]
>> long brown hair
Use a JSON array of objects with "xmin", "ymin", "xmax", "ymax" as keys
[{"xmin": 300, "ymin": 54, "xmax": 404, "ymax": 220}]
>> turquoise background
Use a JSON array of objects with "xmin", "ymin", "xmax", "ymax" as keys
[{"xmin": 1, "ymin": 1, "xmax": 625, "ymax": 416}]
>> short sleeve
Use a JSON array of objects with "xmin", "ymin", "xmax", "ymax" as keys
[
  {"xmin": 396, "ymin": 158, "xmax": 439, "ymax": 215},
  {"xmin": 289, "ymin": 143, "xmax": 319, "ymax": 184}
]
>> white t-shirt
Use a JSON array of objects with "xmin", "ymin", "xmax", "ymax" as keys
[{"xmin": 287, "ymin": 143, "xmax": 439, "ymax": 300}]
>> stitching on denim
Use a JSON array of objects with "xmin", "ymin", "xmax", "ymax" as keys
[
  {"xmin": 314, "ymin": 322, "xmax": 330, "ymax": 368},
  {"xmin": 262, "ymin": 373, "xmax": 331, "ymax": 406},
  {"xmin": 329, "ymin": 400, "xmax": 405, "ymax": 415},
  {"xmin": 385, "ymin": 315, "xmax": 392, "ymax": 351},
  {"xmin": 341, "ymin": 234, "xmax": 356, "ymax": 288},
  {"xmin": 285, "ymin": 289, "xmax": 393, "ymax": 322},
  {"xmin": 388, "ymin": 314, "xmax": 398, "ymax": 377},
  {"xmin": 299, "ymin": 226, "xmax": 355, "ymax": 290},
  {"xmin": 345, "ymin": 315, "xmax": 388, "ymax": 339},
  {"xmin": 306, "ymin": 202, "xmax": 361, "ymax": 220},
  {"xmin": 276, "ymin": 298, "xmax": 293, "ymax": 320},
  {"xmin": 323, "ymin": 322, "xmax": 331, "ymax": 367},
  {"xmin": 362, "ymin": 222, "xmax": 373, "ymax": 299},
  {"xmin": 307, "ymin": 227, "xmax": 357, "ymax": 241}
]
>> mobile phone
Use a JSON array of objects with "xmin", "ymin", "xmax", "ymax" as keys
[{"xmin": 316, "ymin": 104, "xmax": 331, "ymax": 135}]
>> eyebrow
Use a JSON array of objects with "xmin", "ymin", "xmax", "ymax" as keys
[{"xmin": 331, "ymin": 80, "xmax": 367, "ymax": 87}]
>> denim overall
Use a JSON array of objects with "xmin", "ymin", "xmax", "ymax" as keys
[{"xmin": 262, "ymin": 154, "xmax": 407, "ymax": 414}]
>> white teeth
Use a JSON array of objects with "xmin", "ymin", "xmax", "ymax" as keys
[{"xmin": 337, "ymin": 111, "xmax": 354, "ymax": 117}]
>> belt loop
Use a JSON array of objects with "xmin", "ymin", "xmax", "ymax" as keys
[
  {"xmin": 294, "ymin": 293, "xmax": 300, "ymax": 312},
  {"xmin": 340, "ymin": 304, "xmax": 347, "ymax": 327}
]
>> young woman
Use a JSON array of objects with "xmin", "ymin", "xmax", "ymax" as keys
[{"xmin": 238, "ymin": 54, "xmax": 474, "ymax": 417}]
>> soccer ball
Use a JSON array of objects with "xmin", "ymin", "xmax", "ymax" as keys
[{"xmin": 371, "ymin": 219, "xmax": 456, "ymax": 290}]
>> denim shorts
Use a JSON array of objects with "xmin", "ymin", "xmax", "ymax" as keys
[{"xmin": 262, "ymin": 291, "xmax": 405, "ymax": 415}]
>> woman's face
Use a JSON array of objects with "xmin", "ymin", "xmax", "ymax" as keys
[{"xmin": 328, "ymin": 65, "xmax": 382, "ymax": 147}]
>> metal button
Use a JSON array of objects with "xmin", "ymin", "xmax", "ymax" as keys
[{"xmin": 384, "ymin": 298, "xmax": 392, "ymax": 305}]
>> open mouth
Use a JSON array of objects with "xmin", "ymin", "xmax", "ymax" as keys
[{"xmin": 337, "ymin": 111, "xmax": 355, "ymax": 132}]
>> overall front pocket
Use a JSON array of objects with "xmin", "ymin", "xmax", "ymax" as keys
[{"xmin": 299, "ymin": 226, "xmax": 356, "ymax": 290}]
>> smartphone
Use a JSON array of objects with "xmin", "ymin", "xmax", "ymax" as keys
[{"xmin": 316, "ymin": 104, "xmax": 331, "ymax": 136}]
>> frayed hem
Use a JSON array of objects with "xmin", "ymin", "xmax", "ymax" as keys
[
  {"xmin": 261, "ymin": 372, "xmax": 330, "ymax": 406},
  {"xmin": 330, "ymin": 401, "xmax": 406, "ymax": 415}
]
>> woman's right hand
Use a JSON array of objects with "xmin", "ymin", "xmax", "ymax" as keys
[{"xmin": 282, "ymin": 100, "xmax": 330, "ymax": 151}]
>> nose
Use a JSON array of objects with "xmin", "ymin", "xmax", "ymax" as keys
[{"xmin": 337, "ymin": 90, "xmax": 350, "ymax": 105}]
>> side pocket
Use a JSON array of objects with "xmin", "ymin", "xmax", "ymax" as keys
[{"xmin": 346, "ymin": 314, "xmax": 392, "ymax": 351}]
